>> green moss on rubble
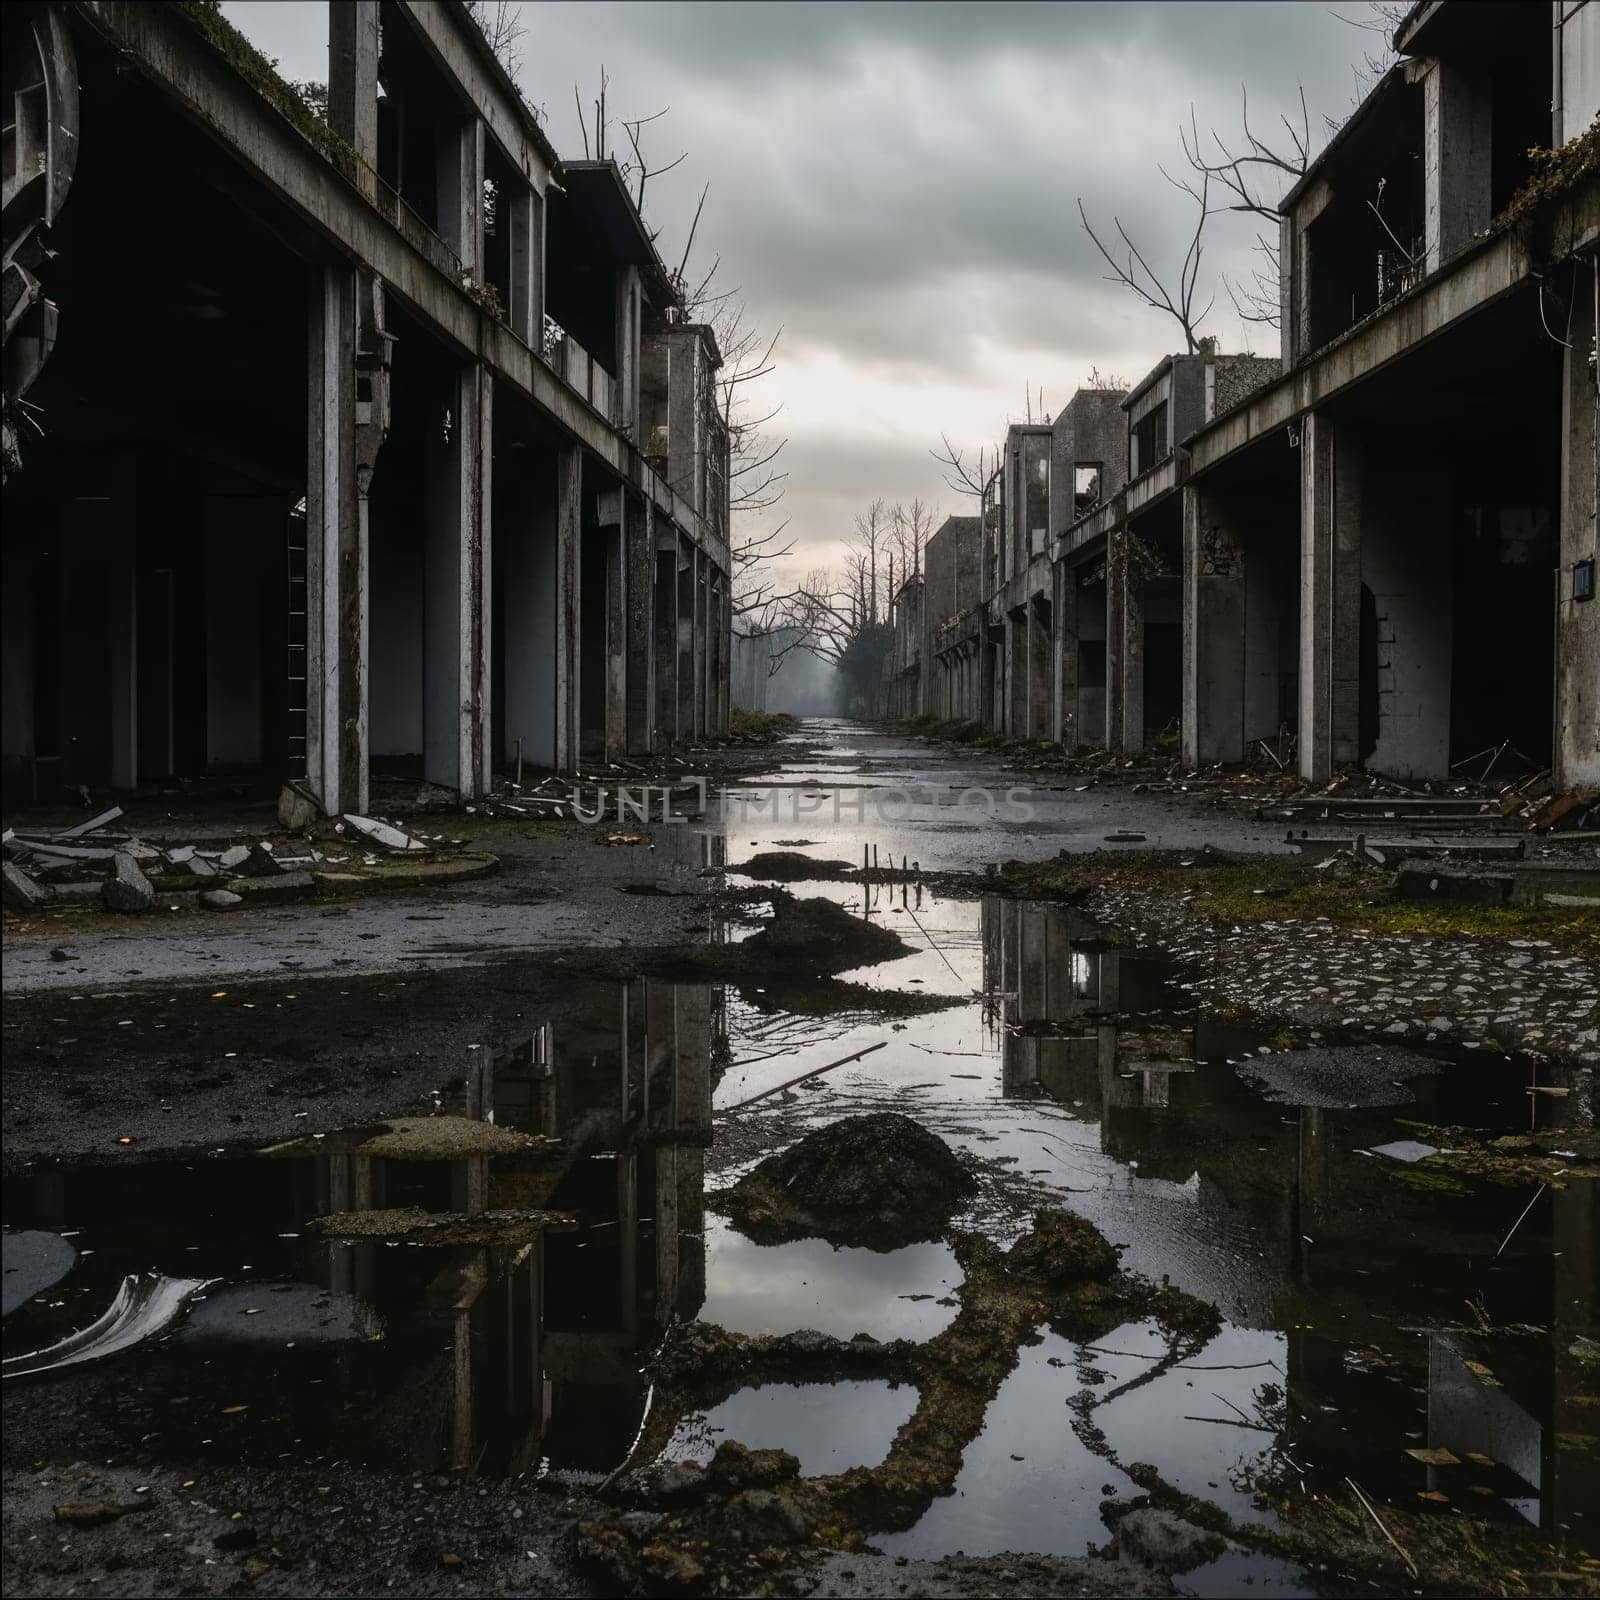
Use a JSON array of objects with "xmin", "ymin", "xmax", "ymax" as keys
[
  {"xmin": 1003, "ymin": 850, "xmax": 1600, "ymax": 956},
  {"xmin": 728, "ymin": 708, "xmax": 801, "ymax": 742},
  {"xmin": 580, "ymin": 1209, "xmax": 1221, "ymax": 1588}
]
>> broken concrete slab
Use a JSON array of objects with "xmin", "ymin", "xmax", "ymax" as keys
[
  {"xmin": 262, "ymin": 1115, "xmax": 554, "ymax": 1162},
  {"xmin": 223, "ymin": 869, "xmax": 314, "ymax": 905},
  {"xmin": 1395, "ymin": 862, "xmax": 1513, "ymax": 907},
  {"xmin": 2, "ymin": 860, "xmax": 50, "ymax": 912},
  {"xmin": 277, "ymin": 780, "xmax": 320, "ymax": 832},
  {"xmin": 101, "ymin": 852, "xmax": 156, "ymax": 914},
  {"xmin": 198, "ymin": 888, "xmax": 244, "ymax": 912},
  {"xmin": 59, "ymin": 805, "xmax": 125, "ymax": 839},
  {"xmin": 1286, "ymin": 833, "xmax": 1525, "ymax": 861},
  {"xmin": 216, "ymin": 845, "xmax": 251, "ymax": 871},
  {"xmin": 340, "ymin": 814, "xmax": 430, "ymax": 854}
]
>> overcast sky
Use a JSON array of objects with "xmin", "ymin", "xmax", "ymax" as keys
[{"xmin": 223, "ymin": 1, "xmax": 1385, "ymax": 587}]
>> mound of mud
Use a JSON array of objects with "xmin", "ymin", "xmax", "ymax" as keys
[
  {"xmin": 718, "ymin": 1113, "xmax": 976, "ymax": 1249},
  {"xmin": 738, "ymin": 851, "xmax": 855, "ymax": 882},
  {"xmin": 739, "ymin": 890, "xmax": 910, "ymax": 974}
]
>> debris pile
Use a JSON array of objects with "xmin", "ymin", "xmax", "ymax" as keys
[{"xmin": 2, "ymin": 804, "xmax": 457, "ymax": 917}]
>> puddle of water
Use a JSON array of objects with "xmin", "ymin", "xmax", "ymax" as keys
[
  {"xmin": 3, "ymin": 872, "xmax": 1593, "ymax": 1569},
  {"xmin": 700, "ymin": 1216, "xmax": 961, "ymax": 1341},
  {"xmin": 661, "ymin": 1378, "xmax": 918, "ymax": 1475}
]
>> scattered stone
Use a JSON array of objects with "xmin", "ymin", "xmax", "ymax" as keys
[
  {"xmin": 719, "ymin": 1112, "xmax": 976, "ymax": 1248},
  {"xmin": 217, "ymin": 845, "xmax": 251, "ymax": 871},
  {"xmin": 1234, "ymin": 1044, "xmax": 1441, "ymax": 1108},
  {"xmin": 101, "ymin": 851, "xmax": 156, "ymax": 913},
  {"xmin": 199, "ymin": 888, "xmax": 244, "ymax": 912}
]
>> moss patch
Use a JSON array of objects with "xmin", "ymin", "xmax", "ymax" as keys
[
  {"xmin": 1392, "ymin": 1123, "xmax": 1600, "ymax": 1190},
  {"xmin": 1003, "ymin": 849, "xmax": 1600, "ymax": 956},
  {"xmin": 729, "ymin": 708, "xmax": 801, "ymax": 742},
  {"xmin": 306, "ymin": 1206, "xmax": 575, "ymax": 1245},
  {"xmin": 262, "ymin": 1115, "xmax": 552, "ymax": 1162}
]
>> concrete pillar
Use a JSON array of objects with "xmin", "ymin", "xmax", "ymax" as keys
[
  {"xmin": 108, "ymin": 480, "xmax": 138, "ymax": 792},
  {"xmin": 594, "ymin": 488, "xmax": 627, "ymax": 763},
  {"xmin": 420, "ymin": 362, "xmax": 489, "ymax": 795},
  {"xmin": 626, "ymin": 496, "xmax": 655, "ymax": 756},
  {"xmin": 327, "ymin": 1, "xmax": 380, "ymax": 167},
  {"xmin": 1422, "ymin": 59, "xmax": 1492, "ymax": 274},
  {"xmin": 502, "ymin": 454, "xmax": 560, "ymax": 771},
  {"xmin": 653, "ymin": 531, "xmax": 678, "ymax": 748},
  {"xmin": 1006, "ymin": 612, "xmax": 1026, "ymax": 735},
  {"xmin": 554, "ymin": 446, "xmax": 582, "ymax": 771},
  {"xmin": 438, "ymin": 116, "xmax": 484, "ymax": 276},
  {"xmin": 1054, "ymin": 561, "xmax": 1078, "ymax": 746},
  {"xmin": 1119, "ymin": 562, "xmax": 1146, "ymax": 754},
  {"xmin": 1557, "ymin": 260, "xmax": 1600, "ymax": 790},
  {"xmin": 1183, "ymin": 482, "xmax": 1245, "ymax": 767},
  {"xmin": 693, "ymin": 550, "xmax": 708, "ymax": 738},
  {"xmin": 1299, "ymin": 412, "xmax": 1361, "ymax": 781},
  {"xmin": 306, "ymin": 266, "xmax": 366, "ymax": 815},
  {"xmin": 1028, "ymin": 595, "xmax": 1052, "ymax": 740},
  {"xmin": 1105, "ymin": 552, "xmax": 1127, "ymax": 755},
  {"xmin": 676, "ymin": 540, "xmax": 694, "ymax": 741},
  {"xmin": 507, "ymin": 186, "xmax": 542, "ymax": 346}
]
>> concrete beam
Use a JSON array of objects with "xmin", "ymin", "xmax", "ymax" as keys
[{"xmin": 1189, "ymin": 194, "xmax": 1600, "ymax": 475}]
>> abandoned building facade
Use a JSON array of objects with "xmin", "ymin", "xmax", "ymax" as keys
[
  {"xmin": 2, "ymin": 0, "xmax": 733, "ymax": 814},
  {"xmin": 910, "ymin": 0, "xmax": 1599, "ymax": 793}
]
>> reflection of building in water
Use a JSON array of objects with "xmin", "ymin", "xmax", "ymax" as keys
[
  {"xmin": 981, "ymin": 896, "xmax": 1196, "ymax": 1116},
  {"xmin": 240, "ymin": 979, "xmax": 718, "ymax": 1478}
]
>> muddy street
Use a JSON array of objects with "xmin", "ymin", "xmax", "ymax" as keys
[{"xmin": 3, "ymin": 721, "xmax": 1598, "ymax": 1598}]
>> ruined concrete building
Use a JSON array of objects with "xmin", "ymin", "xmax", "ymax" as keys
[
  {"xmin": 920, "ymin": 0, "xmax": 1598, "ymax": 791},
  {"xmin": 2, "ymin": 1, "xmax": 733, "ymax": 812}
]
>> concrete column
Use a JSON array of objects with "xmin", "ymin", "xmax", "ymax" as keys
[
  {"xmin": 1105, "ymin": 553, "xmax": 1127, "ymax": 754},
  {"xmin": 507, "ymin": 186, "xmax": 541, "ymax": 346},
  {"xmin": 327, "ymin": 1, "xmax": 380, "ymax": 167},
  {"xmin": 626, "ymin": 496, "xmax": 655, "ymax": 756},
  {"xmin": 1422, "ymin": 59, "xmax": 1492, "ymax": 274},
  {"xmin": 502, "ymin": 454, "xmax": 560, "ymax": 772},
  {"xmin": 1028, "ymin": 596, "xmax": 1052, "ymax": 740},
  {"xmin": 554, "ymin": 446, "xmax": 582, "ymax": 771},
  {"xmin": 306, "ymin": 265, "xmax": 366, "ymax": 815},
  {"xmin": 1557, "ymin": 259, "xmax": 1600, "ymax": 789},
  {"xmin": 108, "ymin": 476, "xmax": 138, "ymax": 792},
  {"xmin": 693, "ymin": 550, "xmax": 708, "ymax": 738},
  {"xmin": 676, "ymin": 540, "xmax": 694, "ymax": 740},
  {"xmin": 1299, "ymin": 412, "xmax": 1361, "ymax": 781},
  {"xmin": 1119, "ymin": 563, "xmax": 1146, "ymax": 754},
  {"xmin": 419, "ymin": 362, "xmax": 488, "ymax": 795},
  {"xmin": 653, "ymin": 532, "xmax": 678, "ymax": 748},
  {"xmin": 438, "ymin": 117, "xmax": 485, "ymax": 276},
  {"xmin": 592, "ymin": 488, "xmax": 627, "ymax": 763},
  {"xmin": 1054, "ymin": 561, "xmax": 1078, "ymax": 746},
  {"xmin": 1183, "ymin": 482, "xmax": 1245, "ymax": 767},
  {"xmin": 1006, "ymin": 612, "xmax": 1026, "ymax": 735}
]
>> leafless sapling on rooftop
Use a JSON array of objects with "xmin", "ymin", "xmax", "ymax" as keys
[{"xmin": 1077, "ymin": 166, "xmax": 1217, "ymax": 354}]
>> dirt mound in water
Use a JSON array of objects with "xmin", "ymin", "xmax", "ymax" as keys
[
  {"xmin": 739, "ymin": 890, "xmax": 910, "ymax": 974},
  {"xmin": 739, "ymin": 851, "xmax": 855, "ymax": 881},
  {"xmin": 718, "ymin": 1113, "xmax": 976, "ymax": 1248}
]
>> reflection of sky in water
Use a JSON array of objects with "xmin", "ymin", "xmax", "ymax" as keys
[
  {"xmin": 872, "ymin": 1319, "xmax": 1289, "ymax": 1563},
  {"xmin": 661, "ymin": 1379, "xmax": 918, "ymax": 1475},
  {"xmin": 699, "ymin": 1217, "xmax": 961, "ymax": 1341}
]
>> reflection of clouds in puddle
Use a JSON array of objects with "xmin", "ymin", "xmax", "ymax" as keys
[
  {"xmin": 700, "ymin": 1218, "xmax": 962, "ymax": 1342},
  {"xmin": 662, "ymin": 1379, "xmax": 918, "ymax": 1476}
]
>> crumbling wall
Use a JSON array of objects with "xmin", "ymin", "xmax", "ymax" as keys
[{"xmin": 1213, "ymin": 355, "xmax": 1281, "ymax": 417}]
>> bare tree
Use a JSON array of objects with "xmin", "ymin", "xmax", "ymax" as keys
[
  {"xmin": 1085, "ymin": 366, "xmax": 1129, "ymax": 391},
  {"xmin": 891, "ymin": 499, "xmax": 936, "ymax": 582},
  {"xmin": 465, "ymin": 1, "xmax": 526, "ymax": 76},
  {"xmin": 1077, "ymin": 167, "xmax": 1217, "ymax": 354},
  {"xmin": 1180, "ymin": 87, "xmax": 1310, "ymax": 328}
]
